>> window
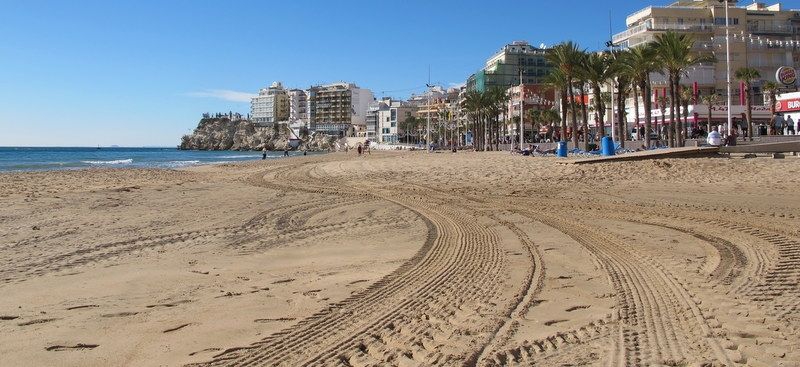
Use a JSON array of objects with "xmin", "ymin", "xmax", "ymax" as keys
[
  {"xmin": 391, "ymin": 122, "xmax": 397, "ymax": 127},
  {"xmin": 391, "ymin": 109, "xmax": 397, "ymax": 121},
  {"xmin": 713, "ymin": 17, "xmax": 739, "ymax": 25}
]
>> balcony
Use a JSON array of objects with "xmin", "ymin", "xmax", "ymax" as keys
[
  {"xmin": 614, "ymin": 22, "xmax": 713, "ymax": 45},
  {"xmin": 649, "ymin": 65, "xmax": 716, "ymax": 86},
  {"xmin": 748, "ymin": 22, "xmax": 793, "ymax": 35}
]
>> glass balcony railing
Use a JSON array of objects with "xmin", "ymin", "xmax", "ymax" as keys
[
  {"xmin": 748, "ymin": 23, "xmax": 793, "ymax": 34},
  {"xmin": 614, "ymin": 22, "xmax": 713, "ymax": 44}
]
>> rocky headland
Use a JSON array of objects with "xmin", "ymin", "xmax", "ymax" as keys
[{"xmin": 179, "ymin": 117, "xmax": 338, "ymax": 151}]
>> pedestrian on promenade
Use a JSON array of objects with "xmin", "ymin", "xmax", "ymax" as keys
[
  {"xmin": 786, "ymin": 115, "xmax": 795, "ymax": 135},
  {"xmin": 707, "ymin": 126, "xmax": 722, "ymax": 146}
]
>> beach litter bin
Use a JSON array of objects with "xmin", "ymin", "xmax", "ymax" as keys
[
  {"xmin": 557, "ymin": 141, "xmax": 567, "ymax": 157},
  {"xmin": 601, "ymin": 136, "xmax": 615, "ymax": 156}
]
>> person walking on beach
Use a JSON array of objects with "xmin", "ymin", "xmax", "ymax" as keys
[
  {"xmin": 283, "ymin": 147, "xmax": 289, "ymax": 157},
  {"xmin": 357, "ymin": 143, "xmax": 363, "ymax": 156},
  {"xmin": 262, "ymin": 147, "xmax": 267, "ymax": 160}
]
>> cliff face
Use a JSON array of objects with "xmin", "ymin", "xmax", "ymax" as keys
[{"xmin": 179, "ymin": 118, "xmax": 338, "ymax": 151}]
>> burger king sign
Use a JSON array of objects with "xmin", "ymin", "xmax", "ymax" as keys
[{"xmin": 776, "ymin": 66, "xmax": 797, "ymax": 86}]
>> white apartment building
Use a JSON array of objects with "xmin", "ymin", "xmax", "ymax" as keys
[
  {"xmin": 287, "ymin": 89, "xmax": 309, "ymax": 126},
  {"xmin": 378, "ymin": 99, "xmax": 413, "ymax": 143},
  {"xmin": 251, "ymin": 82, "xmax": 289, "ymax": 126}
]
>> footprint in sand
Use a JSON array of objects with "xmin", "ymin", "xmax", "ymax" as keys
[
  {"xmin": 146, "ymin": 299, "xmax": 192, "ymax": 308},
  {"xmin": 45, "ymin": 343, "xmax": 99, "ymax": 351},
  {"xmin": 101, "ymin": 311, "xmax": 139, "ymax": 318},
  {"xmin": 18, "ymin": 318, "xmax": 59, "ymax": 326},
  {"xmin": 254, "ymin": 317, "xmax": 296, "ymax": 323},
  {"xmin": 65, "ymin": 304, "xmax": 99, "ymax": 311},
  {"xmin": 188, "ymin": 348, "xmax": 221, "ymax": 356},
  {"xmin": 566, "ymin": 305, "xmax": 591, "ymax": 312},
  {"xmin": 163, "ymin": 323, "xmax": 193, "ymax": 333}
]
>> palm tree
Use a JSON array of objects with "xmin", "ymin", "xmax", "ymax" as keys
[
  {"xmin": 653, "ymin": 31, "xmax": 713, "ymax": 147},
  {"xmin": 621, "ymin": 44, "xmax": 659, "ymax": 148},
  {"xmin": 581, "ymin": 52, "xmax": 614, "ymax": 151},
  {"xmin": 657, "ymin": 95, "xmax": 669, "ymax": 145},
  {"xmin": 700, "ymin": 93, "xmax": 720, "ymax": 134},
  {"xmin": 608, "ymin": 50, "xmax": 631, "ymax": 147},
  {"xmin": 544, "ymin": 69, "xmax": 570, "ymax": 144},
  {"xmin": 527, "ymin": 109, "xmax": 543, "ymax": 143},
  {"xmin": 735, "ymin": 67, "xmax": 760, "ymax": 141},
  {"xmin": 547, "ymin": 41, "xmax": 584, "ymax": 147},
  {"xmin": 487, "ymin": 86, "xmax": 510, "ymax": 150},
  {"xmin": 680, "ymin": 86, "xmax": 694, "ymax": 136},
  {"xmin": 462, "ymin": 90, "xmax": 485, "ymax": 150},
  {"xmin": 762, "ymin": 80, "xmax": 779, "ymax": 135}
]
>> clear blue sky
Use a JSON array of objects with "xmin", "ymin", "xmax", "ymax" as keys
[{"xmin": 1, "ymin": 0, "xmax": 775, "ymax": 147}]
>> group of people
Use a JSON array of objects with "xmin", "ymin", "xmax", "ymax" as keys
[
  {"xmin": 511, "ymin": 144, "xmax": 556, "ymax": 156},
  {"xmin": 773, "ymin": 114, "xmax": 797, "ymax": 135}
]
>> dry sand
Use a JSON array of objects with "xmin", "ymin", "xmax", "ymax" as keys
[{"xmin": 1, "ymin": 151, "xmax": 799, "ymax": 366}]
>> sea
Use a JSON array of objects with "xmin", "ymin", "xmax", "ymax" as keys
[{"xmin": 0, "ymin": 147, "xmax": 312, "ymax": 172}]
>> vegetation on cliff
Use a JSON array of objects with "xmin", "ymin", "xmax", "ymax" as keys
[{"xmin": 179, "ymin": 117, "xmax": 337, "ymax": 151}]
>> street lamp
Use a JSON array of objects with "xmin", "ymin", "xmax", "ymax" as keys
[
  {"xmin": 718, "ymin": 0, "xmax": 733, "ymax": 134},
  {"xmin": 426, "ymin": 83, "xmax": 433, "ymax": 152},
  {"xmin": 519, "ymin": 68, "xmax": 525, "ymax": 150}
]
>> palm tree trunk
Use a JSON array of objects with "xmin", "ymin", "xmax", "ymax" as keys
[
  {"xmin": 642, "ymin": 79, "xmax": 653, "ymax": 149},
  {"xmin": 568, "ymin": 79, "xmax": 579, "ymax": 148},
  {"xmin": 746, "ymin": 83, "xmax": 753, "ymax": 141},
  {"xmin": 617, "ymin": 82, "xmax": 627, "ymax": 149},
  {"xmin": 580, "ymin": 85, "xmax": 589, "ymax": 147},
  {"xmin": 632, "ymin": 83, "xmax": 641, "ymax": 141},
  {"xmin": 769, "ymin": 91, "xmax": 776, "ymax": 136},
  {"xmin": 674, "ymin": 82, "xmax": 681, "ymax": 146},
  {"xmin": 591, "ymin": 85, "xmax": 601, "ymax": 151},
  {"xmin": 560, "ymin": 90, "xmax": 568, "ymax": 143},
  {"xmin": 668, "ymin": 76, "xmax": 676, "ymax": 148}
]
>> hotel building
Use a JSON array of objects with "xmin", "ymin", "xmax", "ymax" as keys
[
  {"xmin": 251, "ymin": 82, "xmax": 289, "ymax": 126},
  {"xmin": 466, "ymin": 41, "xmax": 554, "ymax": 92},
  {"xmin": 250, "ymin": 82, "xmax": 289, "ymax": 126},
  {"xmin": 613, "ymin": 0, "xmax": 800, "ymax": 104},
  {"xmin": 308, "ymin": 82, "xmax": 374, "ymax": 136}
]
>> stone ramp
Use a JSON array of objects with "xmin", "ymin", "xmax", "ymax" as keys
[{"xmin": 565, "ymin": 146, "xmax": 720, "ymax": 164}]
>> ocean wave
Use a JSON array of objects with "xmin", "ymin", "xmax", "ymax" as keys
[
  {"xmin": 81, "ymin": 159, "xmax": 133, "ymax": 165},
  {"xmin": 162, "ymin": 160, "xmax": 201, "ymax": 168}
]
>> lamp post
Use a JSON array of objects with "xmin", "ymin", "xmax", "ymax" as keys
[
  {"xmin": 718, "ymin": 0, "xmax": 733, "ymax": 134},
  {"xmin": 425, "ymin": 84, "xmax": 432, "ymax": 152},
  {"xmin": 519, "ymin": 68, "xmax": 525, "ymax": 150}
]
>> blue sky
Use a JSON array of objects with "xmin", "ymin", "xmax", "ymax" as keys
[{"xmin": 3, "ymin": 0, "xmax": 787, "ymax": 147}]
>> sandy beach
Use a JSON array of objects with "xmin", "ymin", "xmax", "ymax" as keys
[{"xmin": 1, "ymin": 151, "xmax": 799, "ymax": 366}]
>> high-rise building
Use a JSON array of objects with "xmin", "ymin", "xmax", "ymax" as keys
[
  {"xmin": 466, "ymin": 41, "xmax": 553, "ymax": 92},
  {"xmin": 287, "ymin": 89, "xmax": 309, "ymax": 125},
  {"xmin": 612, "ymin": 1, "xmax": 800, "ymax": 101},
  {"xmin": 251, "ymin": 82, "xmax": 289, "ymax": 126},
  {"xmin": 308, "ymin": 82, "xmax": 374, "ymax": 136}
]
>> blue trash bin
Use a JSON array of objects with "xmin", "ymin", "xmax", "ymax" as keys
[
  {"xmin": 601, "ymin": 136, "xmax": 615, "ymax": 156},
  {"xmin": 557, "ymin": 141, "xmax": 568, "ymax": 157}
]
